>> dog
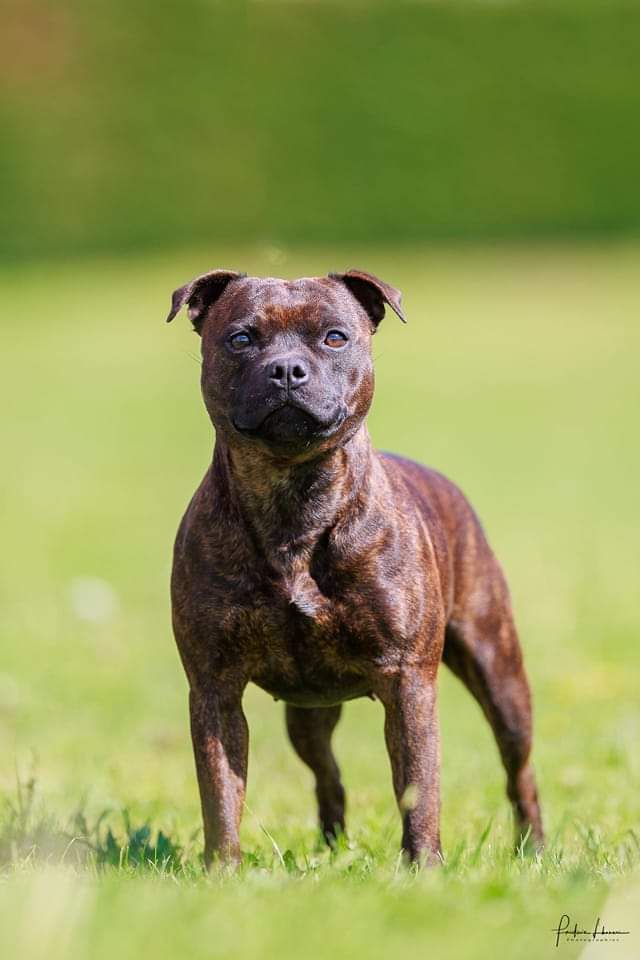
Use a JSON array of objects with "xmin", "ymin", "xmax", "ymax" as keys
[{"xmin": 167, "ymin": 267, "xmax": 544, "ymax": 867}]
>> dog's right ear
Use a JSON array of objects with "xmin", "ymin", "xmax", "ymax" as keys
[{"xmin": 166, "ymin": 269, "xmax": 246, "ymax": 334}]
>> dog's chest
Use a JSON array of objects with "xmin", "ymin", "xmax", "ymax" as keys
[{"xmin": 236, "ymin": 562, "xmax": 382, "ymax": 705}]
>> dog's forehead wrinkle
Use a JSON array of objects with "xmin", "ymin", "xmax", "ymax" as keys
[
  {"xmin": 246, "ymin": 285, "xmax": 344, "ymax": 331},
  {"xmin": 219, "ymin": 274, "xmax": 362, "ymax": 325}
]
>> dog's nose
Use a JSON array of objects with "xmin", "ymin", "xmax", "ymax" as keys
[{"xmin": 267, "ymin": 356, "xmax": 309, "ymax": 390}]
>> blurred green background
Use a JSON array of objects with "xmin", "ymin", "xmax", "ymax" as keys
[
  {"xmin": 1, "ymin": 2, "xmax": 639, "ymax": 959},
  {"xmin": 3, "ymin": 0, "xmax": 640, "ymax": 259}
]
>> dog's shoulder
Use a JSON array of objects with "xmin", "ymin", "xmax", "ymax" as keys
[{"xmin": 378, "ymin": 451, "xmax": 486, "ymax": 545}]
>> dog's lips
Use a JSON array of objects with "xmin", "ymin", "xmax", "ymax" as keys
[{"xmin": 233, "ymin": 402, "xmax": 346, "ymax": 442}]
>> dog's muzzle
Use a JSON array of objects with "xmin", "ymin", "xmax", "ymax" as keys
[{"xmin": 233, "ymin": 401, "xmax": 347, "ymax": 446}]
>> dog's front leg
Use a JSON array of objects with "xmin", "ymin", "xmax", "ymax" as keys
[
  {"xmin": 189, "ymin": 687, "xmax": 248, "ymax": 868},
  {"xmin": 378, "ymin": 667, "xmax": 442, "ymax": 865}
]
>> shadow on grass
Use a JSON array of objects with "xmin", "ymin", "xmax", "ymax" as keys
[{"xmin": 0, "ymin": 776, "xmax": 199, "ymax": 876}]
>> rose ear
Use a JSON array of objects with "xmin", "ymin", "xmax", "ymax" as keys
[
  {"xmin": 166, "ymin": 269, "xmax": 246, "ymax": 334},
  {"xmin": 329, "ymin": 268, "xmax": 405, "ymax": 330}
]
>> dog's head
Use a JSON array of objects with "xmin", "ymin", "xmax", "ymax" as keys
[{"xmin": 167, "ymin": 268, "xmax": 404, "ymax": 459}]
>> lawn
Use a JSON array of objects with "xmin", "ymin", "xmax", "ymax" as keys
[{"xmin": 0, "ymin": 243, "xmax": 638, "ymax": 959}]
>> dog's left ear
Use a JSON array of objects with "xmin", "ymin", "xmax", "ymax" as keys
[
  {"xmin": 166, "ymin": 269, "xmax": 246, "ymax": 334},
  {"xmin": 329, "ymin": 268, "xmax": 405, "ymax": 329}
]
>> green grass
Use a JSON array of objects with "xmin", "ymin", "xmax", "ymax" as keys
[{"xmin": 1, "ymin": 243, "xmax": 639, "ymax": 958}]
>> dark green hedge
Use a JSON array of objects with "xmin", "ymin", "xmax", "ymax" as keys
[{"xmin": 2, "ymin": 0, "xmax": 639, "ymax": 259}]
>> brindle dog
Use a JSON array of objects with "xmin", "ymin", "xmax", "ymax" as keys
[{"xmin": 167, "ymin": 267, "xmax": 543, "ymax": 867}]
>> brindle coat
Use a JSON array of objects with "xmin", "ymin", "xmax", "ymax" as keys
[{"xmin": 167, "ymin": 267, "xmax": 543, "ymax": 866}]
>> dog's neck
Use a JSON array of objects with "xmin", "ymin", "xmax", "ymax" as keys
[{"xmin": 210, "ymin": 425, "xmax": 375, "ymax": 563}]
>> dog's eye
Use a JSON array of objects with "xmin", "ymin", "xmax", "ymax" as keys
[
  {"xmin": 228, "ymin": 331, "xmax": 252, "ymax": 350},
  {"xmin": 324, "ymin": 330, "xmax": 348, "ymax": 348}
]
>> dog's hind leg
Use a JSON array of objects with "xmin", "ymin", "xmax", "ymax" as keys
[
  {"xmin": 285, "ymin": 704, "xmax": 346, "ymax": 844},
  {"xmin": 442, "ymin": 608, "xmax": 544, "ymax": 851}
]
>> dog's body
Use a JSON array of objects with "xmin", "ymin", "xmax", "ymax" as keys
[{"xmin": 168, "ymin": 268, "xmax": 543, "ymax": 866}]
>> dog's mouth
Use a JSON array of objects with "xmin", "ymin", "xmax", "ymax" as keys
[{"xmin": 233, "ymin": 402, "xmax": 347, "ymax": 447}]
